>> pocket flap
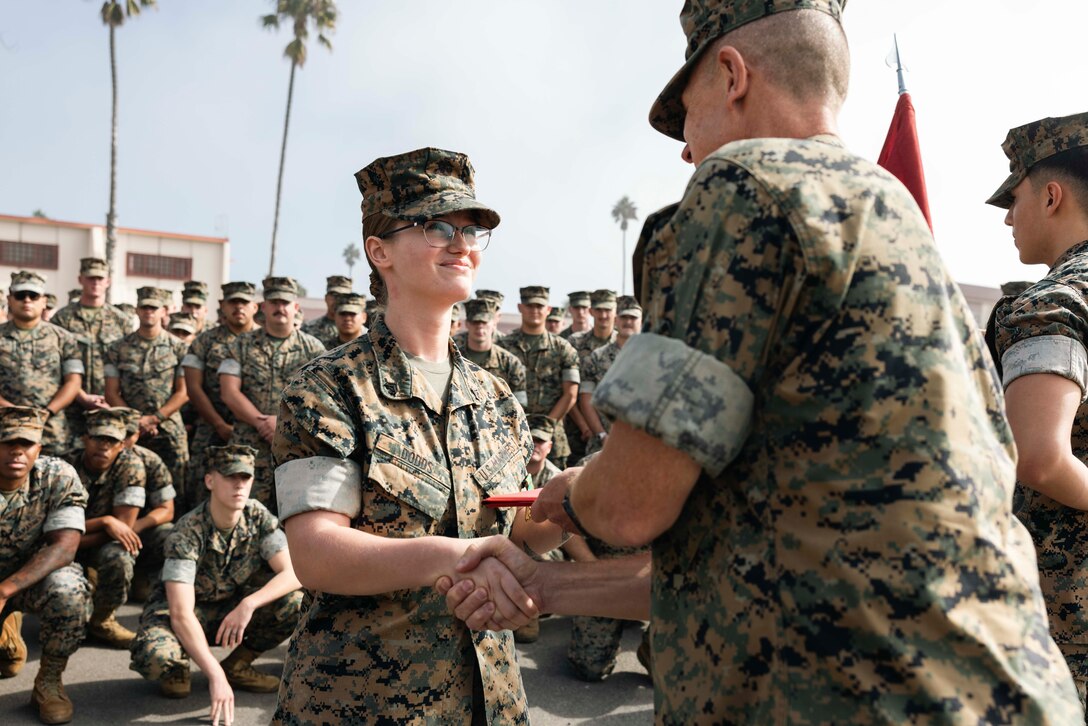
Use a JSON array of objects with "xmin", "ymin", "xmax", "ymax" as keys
[
  {"xmin": 369, "ymin": 434, "xmax": 451, "ymax": 520},
  {"xmin": 472, "ymin": 441, "xmax": 527, "ymax": 495}
]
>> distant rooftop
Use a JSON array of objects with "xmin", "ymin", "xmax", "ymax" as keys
[{"xmin": 0, "ymin": 213, "xmax": 229, "ymax": 245}]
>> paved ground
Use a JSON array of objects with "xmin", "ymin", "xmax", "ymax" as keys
[{"xmin": 0, "ymin": 605, "xmax": 653, "ymax": 724}]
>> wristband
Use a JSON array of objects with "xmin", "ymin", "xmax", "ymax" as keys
[
  {"xmin": 154, "ymin": 410, "xmax": 165, "ymax": 422},
  {"xmin": 562, "ymin": 488, "xmax": 591, "ymax": 538}
]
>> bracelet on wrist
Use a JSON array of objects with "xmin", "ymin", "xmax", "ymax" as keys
[{"xmin": 562, "ymin": 488, "xmax": 591, "ymax": 538}]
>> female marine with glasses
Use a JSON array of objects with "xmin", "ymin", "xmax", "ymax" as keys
[{"xmin": 271, "ymin": 148, "xmax": 564, "ymax": 724}]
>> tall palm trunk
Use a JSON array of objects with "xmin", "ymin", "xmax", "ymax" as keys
[
  {"xmin": 106, "ymin": 23, "xmax": 118, "ymax": 302},
  {"xmin": 268, "ymin": 59, "xmax": 297, "ymax": 277},
  {"xmin": 621, "ymin": 226, "xmax": 627, "ymax": 295}
]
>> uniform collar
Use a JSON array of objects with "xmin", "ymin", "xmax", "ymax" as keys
[
  {"xmin": 1051, "ymin": 239, "xmax": 1088, "ymax": 272},
  {"xmin": 507, "ymin": 329, "xmax": 549, "ymax": 352},
  {"xmin": 368, "ymin": 313, "xmax": 483, "ymax": 413},
  {"xmin": 0, "ymin": 477, "xmax": 31, "ymax": 516}
]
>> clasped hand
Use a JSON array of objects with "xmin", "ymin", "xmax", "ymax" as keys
[{"xmin": 435, "ymin": 535, "xmax": 543, "ymax": 632}]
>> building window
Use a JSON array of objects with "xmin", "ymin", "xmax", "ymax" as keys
[
  {"xmin": 0, "ymin": 240, "xmax": 59, "ymax": 270},
  {"xmin": 127, "ymin": 253, "xmax": 192, "ymax": 280}
]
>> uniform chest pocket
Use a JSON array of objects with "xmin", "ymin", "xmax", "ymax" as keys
[
  {"xmin": 367, "ymin": 434, "xmax": 452, "ymax": 521},
  {"xmin": 0, "ymin": 337, "xmax": 27, "ymax": 364},
  {"xmin": 148, "ymin": 348, "xmax": 179, "ymax": 375},
  {"xmin": 472, "ymin": 442, "xmax": 527, "ymax": 496}
]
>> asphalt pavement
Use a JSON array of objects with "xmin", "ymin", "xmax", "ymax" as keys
[{"xmin": 0, "ymin": 604, "xmax": 653, "ymax": 724}]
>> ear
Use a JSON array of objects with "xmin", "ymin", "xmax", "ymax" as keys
[
  {"xmin": 716, "ymin": 45, "xmax": 750, "ymax": 107},
  {"xmin": 1044, "ymin": 181, "xmax": 1065, "ymax": 216},
  {"xmin": 364, "ymin": 235, "xmax": 393, "ymax": 272}
]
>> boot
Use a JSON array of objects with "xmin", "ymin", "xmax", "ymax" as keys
[
  {"xmin": 514, "ymin": 616, "xmax": 540, "ymax": 644},
  {"xmin": 87, "ymin": 613, "xmax": 135, "ymax": 649},
  {"xmin": 0, "ymin": 611, "xmax": 27, "ymax": 677},
  {"xmin": 220, "ymin": 645, "xmax": 279, "ymax": 693},
  {"xmin": 637, "ymin": 637, "xmax": 653, "ymax": 678},
  {"xmin": 31, "ymin": 654, "xmax": 73, "ymax": 724},
  {"xmin": 129, "ymin": 573, "xmax": 152, "ymax": 604},
  {"xmin": 159, "ymin": 665, "xmax": 191, "ymax": 699}
]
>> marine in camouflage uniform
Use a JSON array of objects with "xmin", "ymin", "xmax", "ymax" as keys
[
  {"xmin": 130, "ymin": 445, "xmax": 302, "ymax": 696},
  {"xmin": 565, "ymin": 289, "xmax": 618, "ymax": 463},
  {"xmin": 453, "ymin": 290, "xmax": 506, "ymax": 349},
  {"xmin": 302, "ymin": 275, "xmax": 353, "ymax": 349},
  {"xmin": 984, "ymin": 112, "xmax": 1088, "ymax": 716},
  {"xmin": 105, "ymin": 286, "xmax": 190, "ymax": 492},
  {"xmin": 182, "ymin": 281, "xmax": 259, "ymax": 512},
  {"xmin": 218, "ymin": 277, "xmax": 324, "ymax": 512},
  {"xmin": 271, "ymin": 148, "xmax": 536, "ymax": 725},
  {"xmin": 559, "ymin": 291, "xmax": 592, "ymax": 341},
  {"xmin": 545, "ymin": 305, "xmax": 566, "ymax": 335},
  {"xmin": 0, "ymin": 271, "xmax": 86, "ymax": 455},
  {"xmin": 331, "ymin": 292, "xmax": 367, "ymax": 347},
  {"xmin": 460, "ymin": 298, "xmax": 528, "ymax": 406},
  {"xmin": 181, "ymin": 281, "xmax": 213, "ymax": 334},
  {"xmin": 502, "ymin": 286, "xmax": 580, "ymax": 468},
  {"xmin": 566, "ymin": 1, "xmax": 1083, "ymax": 721},
  {"xmin": 579, "ymin": 295, "xmax": 642, "ymax": 457},
  {"xmin": 0, "ymin": 407, "xmax": 92, "ymax": 723},
  {"xmin": 65, "ymin": 407, "xmax": 147, "ymax": 649}
]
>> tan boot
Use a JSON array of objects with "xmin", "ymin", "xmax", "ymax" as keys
[
  {"xmin": 87, "ymin": 614, "xmax": 135, "ymax": 649},
  {"xmin": 159, "ymin": 665, "xmax": 191, "ymax": 699},
  {"xmin": 31, "ymin": 654, "xmax": 73, "ymax": 724},
  {"xmin": 514, "ymin": 616, "xmax": 540, "ymax": 644},
  {"xmin": 220, "ymin": 645, "xmax": 279, "ymax": 693},
  {"xmin": 0, "ymin": 611, "xmax": 27, "ymax": 678}
]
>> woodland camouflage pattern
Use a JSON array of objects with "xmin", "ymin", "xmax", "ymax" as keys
[
  {"xmin": 52, "ymin": 302, "xmax": 131, "ymax": 397},
  {"xmin": 988, "ymin": 239, "xmax": 1088, "ymax": 684},
  {"xmin": 271, "ymin": 314, "xmax": 531, "ymax": 725},
  {"xmin": 106, "ymin": 330, "xmax": 190, "ymax": 480},
  {"xmin": 0, "ymin": 457, "xmax": 91, "ymax": 657},
  {"xmin": 218, "ymin": 327, "xmax": 325, "ymax": 511},
  {"xmin": 593, "ymin": 135, "xmax": 1082, "ymax": 723},
  {"xmin": 501, "ymin": 329, "xmax": 579, "ymax": 462},
  {"xmin": 0, "ymin": 319, "xmax": 84, "ymax": 453},
  {"xmin": 130, "ymin": 499, "xmax": 300, "ymax": 679},
  {"xmin": 987, "ymin": 111, "xmax": 1088, "ymax": 207},
  {"xmin": 461, "ymin": 345, "xmax": 527, "ymax": 403}
]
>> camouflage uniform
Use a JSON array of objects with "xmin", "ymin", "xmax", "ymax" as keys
[
  {"xmin": 303, "ymin": 275, "xmax": 354, "ymax": 349},
  {"xmin": 559, "ymin": 291, "xmax": 591, "ymax": 341},
  {"xmin": 66, "ymin": 445, "xmax": 147, "ymax": 620},
  {"xmin": 218, "ymin": 326, "xmax": 324, "ymax": 512},
  {"xmin": 579, "ymin": 340, "xmax": 623, "ymax": 456},
  {"xmin": 0, "ymin": 455, "xmax": 92, "ymax": 658},
  {"xmin": 272, "ymin": 314, "xmax": 532, "ymax": 724},
  {"xmin": 105, "ymin": 326, "xmax": 189, "ymax": 488},
  {"xmin": 984, "ymin": 113, "xmax": 1088, "ymax": 714},
  {"xmin": 129, "ymin": 499, "xmax": 301, "ymax": 681},
  {"xmin": 565, "ymin": 314, "xmax": 616, "ymax": 462},
  {"xmin": 588, "ymin": 107, "xmax": 1081, "ymax": 725},
  {"xmin": 460, "ymin": 298, "xmax": 527, "ymax": 406},
  {"xmin": 182, "ymin": 322, "xmax": 247, "ymax": 509},
  {"xmin": 0, "ymin": 319, "xmax": 84, "ymax": 455},
  {"xmin": 132, "ymin": 444, "xmax": 176, "ymax": 582},
  {"xmin": 502, "ymin": 294, "xmax": 579, "ymax": 466}
]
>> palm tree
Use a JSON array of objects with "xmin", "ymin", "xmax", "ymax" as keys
[
  {"xmin": 342, "ymin": 242, "xmax": 360, "ymax": 278},
  {"xmin": 101, "ymin": 0, "xmax": 157, "ymax": 301},
  {"xmin": 611, "ymin": 195, "xmax": 638, "ymax": 294},
  {"xmin": 261, "ymin": 0, "xmax": 338, "ymax": 276}
]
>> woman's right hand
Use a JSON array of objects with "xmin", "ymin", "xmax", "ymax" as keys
[{"xmin": 439, "ymin": 536, "xmax": 543, "ymax": 631}]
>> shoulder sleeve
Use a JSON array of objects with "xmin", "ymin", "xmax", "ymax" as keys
[
  {"xmin": 273, "ymin": 363, "xmax": 364, "ymax": 521},
  {"xmin": 59, "ymin": 328, "xmax": 85, "ymax": 376},
  {"xmin": 182, "ymin": 332, "xmax": 207, "ymax": 369},
  {"xmin": 509, "ymin": 353, "xmax": 527, "ymax": 394},
  {"xmin": 218, "ymin": 337, "xmax": 243, "ymax": 377},
  {"xmin": 111, "ymin": 452, "xmax": 147, "ymax": 509},
  {"xmin": 44, "ymin": 460, "xmax": 89, "ymax": 533},
  {"xmin": 162, "ymin": 519, "xmax": 202, "ymax": 583},
  {"xmin": 104, "ymin": 338, "xmax": 120, "ymax": 377},
  {"xmin": 592, "ymin": 158, "xmax": 791, "ymax": 476},
  {"xmin": 997, "ymin": 281, "xmax": 1088, "ymax": 396}
]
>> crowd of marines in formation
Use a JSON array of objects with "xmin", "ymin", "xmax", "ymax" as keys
[{"xmin": 0, "ymin": 258, "xmax": 643, "ymax": 723}]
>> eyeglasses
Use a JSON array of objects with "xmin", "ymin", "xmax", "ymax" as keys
[
  {"xmin": 12, "ymin": 291, "xmax": 41, "ymax": 301},
  {"xmin": 381, "ymin": 220, "xmax": 492, "ymax": 251}
]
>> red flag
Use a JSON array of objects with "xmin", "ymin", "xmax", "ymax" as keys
[{"xmin": 877, "ymin": 92, "xmax": 932, "ymax": 230}]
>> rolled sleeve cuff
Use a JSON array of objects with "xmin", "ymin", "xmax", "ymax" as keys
[
  {"xmin": 44, "ymin": 505, "xmax": 86, "ymax": 534},
  {"xmin": 162, "ymin": 558, "xmax": 196, "ymax": 584},
  {"xmin": 148, "ymin": 485, "xmax": 176, "ymax": 507},
  {"xmin": 592, "ymin": 333, "xmax": 754, "ymax": 477},
  {"xmin": 115, "ymin": 486, "xmax": 147, "ymax": 508},
  {"xmin": 514, "ymin": 390, "xmax": 528, "ymax": 407},
  {"xmin": 218, "ymin": 359, "xmax": 242, "ymax": 377},
  {"xmin": 62, "ymin": 359, "xmax": 85, "ymax": 376},
  {"xmin": 275, "ymin": 456, "xmax": 363, "ymax": 521},
  {"xmin": 104, "ymin": 363, "xmax": 119, "ymax": 378},
  {"xmin": 580, "ymin": 381, "xmax": 597, "ymax": 396},
  {"xmin": 260, "ymin": 529, "xmax": 288, "ymax": 560},
  {"xmin": 1002, "ymin": 335, "xmax": 1088, "ymax": 400},
  {"xmin": 562, "ymin": 368, "xmax": 580, "ymax": 384},
  {"xmin": 181, "ymin": 353, "xmax": 204, "ymax": 370}
]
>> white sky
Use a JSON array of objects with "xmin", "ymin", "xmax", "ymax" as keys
[{"xmin": 3, "ymin": 1, "xmax": 1087, "ymax": 307}]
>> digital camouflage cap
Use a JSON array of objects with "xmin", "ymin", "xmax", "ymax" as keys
[
  {"xmin": 335, "ymin": 293, "xmax": 366, "ymax": 314},
  {"xmin": 547, "ymin": 306, "xmax": 567, "ymax": 322},
  {"xmin": 326, "ymin": 275, "xmax": 353, "ymax": 295},
  {"xmin": 617, "ymin": 295, "xmax": 643, "ymax": 316},
  {"xmin": 168, "ymin": 311, "xmax": 198, "ymax": 334},
  {"xmin": 84, "ymin": 407, "xmax": 131, "ymax": 441},
  {"xmin": 45, "ymin": 293, "xmax": 57, "ymax": 310},
  {"xmin": 527, "ymin": 414, "xmax": 555, "ymax": 442},
  {"xmin": 986, "ymin": 111, "xmax": 1088, "ymax": 208},
  {"xmin": 10, "ymin": 270, "xmax": 46, "ymax": 295},
  {"xmin": 136, "ymin": 286, "xmax": 171, "ymax": 308},
  {"xmin": 649, "ymin": 0, "xmax": 847, "ymax": 141},
  {"xmin": 0, "ymin": 406, "xmax": 49, "ymax": 444},
  {"xmin": 355, "ymin": 147, "xmax": 500, "ymax": 229},
  {"xmin": 263, "ymin": 276, "xmax": 300, "ymax": 302},
  {"xmin": 80, "ymin": 257, "xmax": 109, "ymax": 277},
  {"xmin": 590, "ymin": 289, "xmax": 618, "ymax": 310},
  {"xmin": 207, "ymin": 444, "xmax": 258, "ymax": 477},
  {"xmin": 221, "ymin": 281, "xmax": 257, "ymax": 302},
  {"xmin": 520, "ymin": 286, "xmax": 550, "ymax": 306},
  {"xmin": 182, "ymin": 281, "xmax": 208, "ymax": 305},
  {"xmin": 567, "ymin": 291, "xmax": 591, "ymax": 308},
  {"xmin": 464, "ymin": 298, "xmax": 494, "ymax": 322},
  {"xmin": 112, "ymin": 407, "xmax": 143, "ymax": 436},
  {"xmin": 476, "ymin": 289, "xmax": 505, "ymax": 308}
]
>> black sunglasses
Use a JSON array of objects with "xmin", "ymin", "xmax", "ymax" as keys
[{"xmin": 12, "ymin": 291, "xmax": 42, "ymax": 301}]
